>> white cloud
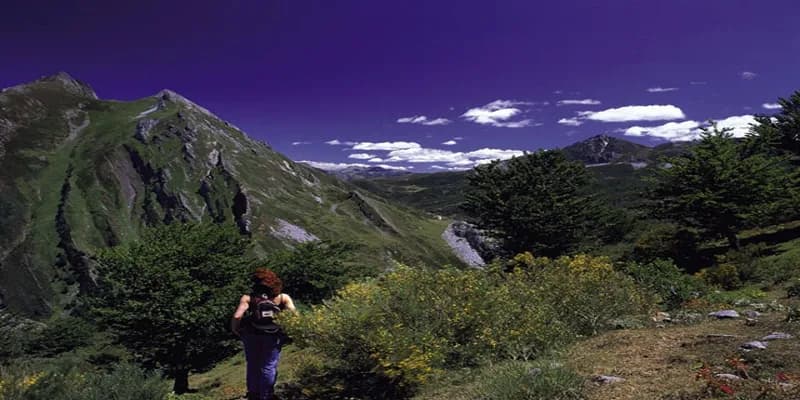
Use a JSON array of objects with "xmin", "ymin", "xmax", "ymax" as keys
[
  {"xmin": 622, "ymin": 115, "xmax": 757, "ymax": 141},
  {"xmin": 431, "ymin": 165, "xmax": 471, "ymax": 171},
  {"xmin": 442, "ymin": 140, "xmax": 457, "ymax": 146},
  {"xmin": 351, "ymin": 141, "xmax": 421, "ymax": 151},
  {"xmin": 397, "ymin": 115, "xmax": 452, "ymax": 126},
  {"xmin": 380, "ymin": 146, "xmax": 524, "ymax": 168},
  {"xmin": 740, "ymin": 71, "xmax": 757, "ymax": 80},
  {"xmin": 325, "ymin": 139, "xmax": 357, "ymax": 146},
  {"xmin": 557, "ymin": 99, "xmax": 601, "ymax": 106},
  {"xmin": 291, "ymin": 141, "xmax": 311, "ymax": 145},
  {"xmin": 624, "ymin": 120, "xmax": 701, "ymax": 141},
  {"xmin": 453, "ymin": 136, "xmax": 464, "ymax": 140},
  {"xmin": 465, "ymin": 148, "xmax": 524, "ymax": 160},
  {"xmin": 689, "ymin": 81, "xmax": 707, "ymax": 85},
  {"xmin": 647, "ymin": 87, "xmax": 678, "ymax": 93},
  {"xmin": 582, "ymin": 105, "xmax": 686, "ymax": 122},
  {"xmin": 301, "ymin": 161, "xmax": 369, "ymax": 170},
  {"xmin": 762, "ymin": 103, "xmax": 781, "ymax": 110},
  {"xmin": 558, "ymin": 117, "xmax": 584, "ymax": 126},
  {"xmin": 461, "ymin": 99, "xmax": 534, "ymax": 128},
  {"xmin": 348, "ymin": 153, "xmax": 376, "ymax": 160},
  {"xmin": 368, "ymin": 158, "xmax": 384, "ymax": 163},
  {"xmin": 300, "ymin": 161, "xmax": 409, "ymax": 171}
]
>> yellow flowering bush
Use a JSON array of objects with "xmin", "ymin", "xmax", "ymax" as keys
[{"xmin": 283, "ymin": 254, "xmax": 652, "ymax": 396}]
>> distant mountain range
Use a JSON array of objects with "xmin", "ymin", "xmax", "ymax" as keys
[{"xmin": 0, "ymin": 73, "xmax": 462, "ymax": 319}]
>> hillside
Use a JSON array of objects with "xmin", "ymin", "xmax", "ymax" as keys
[
  {"xmin": 562, "ymin": 134, "xmax": 652, "ymax": 165},
  {"xmin": 0, "ymin": 73, "xmax": 462, "ymax": 319}
]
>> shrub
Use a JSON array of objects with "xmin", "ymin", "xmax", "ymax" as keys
[
  {"xmin": 26, "ymin": 315, "xmax": 96, "ymax": 358},
  {"xmin": 469, "ymin": 360, "xmax": 585, "ymax": 400},
  {"xmin": 283, "ymin": 254, "xmax": 650, "ymax": 396},
  {"xmin": 0, "ymin": 360, "xmax": 168, "ymax": 400},
  {"xmin": 621, "ymin": 259, "xmax": 704, "ymax": 310},
  {"xmin": 632, "ymin": 223, "xmax": 701, "ymax": 271},
  {"xmin": 716, "ymin": 243, "xmax": 772, "ymax": 283},
  {"xmin": 700, "ymin": 263, "xmax": 742, "ymax": 290},
  {"xmin": 788, "ymin": 281, "xmax": 800, "ymax": 298}
]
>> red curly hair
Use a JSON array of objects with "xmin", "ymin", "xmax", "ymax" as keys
[{"xmin": 251, "ymin": 268, "xmax": 283, "ymax": 297}]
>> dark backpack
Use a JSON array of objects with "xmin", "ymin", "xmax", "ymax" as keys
[{"xmin": 249, "ymin": 293, "xmax": 282, "ymax": 334}]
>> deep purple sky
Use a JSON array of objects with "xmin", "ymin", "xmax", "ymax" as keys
[{"xmin": 4, "ymin": 0, "xmax": 800, "ymax": 171}]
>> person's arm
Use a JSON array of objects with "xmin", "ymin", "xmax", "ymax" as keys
[
  {"xmin": 281, "ymin": 294, "xmax": 297, "ymax": 313},
  {"xmin": 230, "ymin": 295, "xmax": 250, "ymax": 336}
]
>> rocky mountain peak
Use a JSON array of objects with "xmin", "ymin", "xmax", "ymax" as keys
[
  {"xmin": 154, "ymin": 89, "xmax": 216, "ymax": 119},
  {"xmin": 39, "ymin": 72, "xmax": 98, "ymax": 99},
  {"xmin": 562, "ymin": 134, "xmax": 651, "ymax": 165}
]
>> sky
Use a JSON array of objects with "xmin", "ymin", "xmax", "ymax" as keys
[{"xmin": 3, "ymin": 0, "xmax": 800, "ymax": 172}]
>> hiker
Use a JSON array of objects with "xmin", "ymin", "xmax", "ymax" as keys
[{"xmin": 231, "ymin": 268, "xmax": 296, "ymax": 400}]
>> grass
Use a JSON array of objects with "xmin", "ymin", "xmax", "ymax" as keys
[{"xmin": 566, "ymin": 297, "xmax": 800, "ymax": 400}]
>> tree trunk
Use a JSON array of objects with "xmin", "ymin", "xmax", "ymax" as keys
[
  {"xmin": 173, "ymin": 370, "xmax": 189, "ymax": 394},
  {"xmin": 726, "ymin": 232, "xmax": 740, "ymax": 249}
]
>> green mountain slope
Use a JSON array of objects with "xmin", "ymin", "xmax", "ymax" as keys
[{"xmin": 0, "ymin": 73, "xmax": 462, "ymax": 318}]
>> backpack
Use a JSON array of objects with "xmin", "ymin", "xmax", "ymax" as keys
[{"xmin": 249, "ymin": 293, "xmax": 282, "ymax": 334}]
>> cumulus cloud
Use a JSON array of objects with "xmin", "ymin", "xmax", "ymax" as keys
[
  {"xmin": 348, "ymin": 153, "xmax": 376, "ymax": 160},
  {"xmin": 582, "ymin": 105, "xmax": 686, "ymax": 122},
  {"xmin": 557, "ymin": 99, "xmax": 601, "ymax": 106},
  {"xmin": 762, "ymin": 103, "xmax": 782, "ymax": 110},
  {"xmin": 397, "ymin": 115, "xmax": 452, "ymax": 126},
  {"xmin": 380, "ymin": 146, "xmax": 524, "ymax": 168},
  {"xmin": 351, "ymin": 141, "xmax": 421, "ymax": 151},
  {"xmin": 300, "ymin": 161, "xmax": 409, "ymax": 171},
  {"xmin": 558, "ymin": 117, "xmax": 584, "ymax": 126},
  {"xmin": 442, "ymin": 140, "xmax": 458, "ymax": 146},
  {"xmin": 325, "ymin": 139, "xmax": 357, "ymax": 146},
  {"xmin": 622, "ymin": 115, "xmax": 757, "ymax": 141},
  {"xmin": 740, "ymin": 71, "xmax": 757, "ymax": 80},
  {"xmin": 461, "ymin": 100, "xmax": 534, "ymax": 128},
  {"xmin": 647, "ymin": 87, "xmax": 678, "ymax": 93},
  {"xmin": 291, "ymin": 141, "xmax": 311, "ymax": 146}
]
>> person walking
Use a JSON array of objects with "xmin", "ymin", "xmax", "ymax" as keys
[{"xmin": 231, "ymin": 268, "xmax": 296, "ymax": 400}]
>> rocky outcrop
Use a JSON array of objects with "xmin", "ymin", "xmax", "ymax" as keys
[
  {"xmin": 54, "ymin": 166, "xmax": 96, "ymax": 293},
  {"xmin": 347, "ymin": 191, "xmax": 397, "ymax": 233},
  {"xmin": 135, "ymin": 119, "xmax": 158, "ymax": 143},
  {"xmin": 270, "ymin": 219, "xmax": 318, "ymax": 243},
  {"xmin": 442, "ymin": 223, "xmax": 485, "ymax": 267},
  {"xmin": 125, "ymin": 145, "xmax": 190, "ymax": 225}
]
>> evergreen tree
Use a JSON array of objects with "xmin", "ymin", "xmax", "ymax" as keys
[
  {"xmin": 88, "ymin": 223, "xmax": 250, "ymax": 393},
  {"xmin": 750, "ymin": 91, "xmax": 800, "ymax": 158},
  {"xmin": 462, "ymin": 150, "xmax": 597, "ymax": 257},
  {"xmin": 648, "ymin": 124, "xmax": 796, "ymax": 248}
]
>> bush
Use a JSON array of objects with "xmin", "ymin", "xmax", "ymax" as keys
[
  {"xmin": 632, "ymin": 223, "xmax": 701, "ymax": 271},
  {"xmin": 282, "ymin": 254, "xmax": 650, "ymax": 396},
  {"xmin": 787, "ymin": 281, "xmax": 800, "ymax": 298},
  {"xmin": 469, "ymin": 360, "xmax": 585, "ymax": 400},
  {"xmin": 0, "ymin": 360, "xmax": 168, "ymax": 400},
  {"xmin": 621, "ymin": 259, "xmax": 704, "ymax": 310},
  {"xmin": 700, "ymin": 263, "xmax": 742, "ymax": 290},
  {"xmin": 716, "ymin": 243, "xmax": 772, "ymax": 283}
]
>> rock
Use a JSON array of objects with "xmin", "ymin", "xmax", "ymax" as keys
[
  {"xmin": 592, "ymin": 375, "xmax": 625, "ymax": 385},
  {"xmin": 762, "ymin": 332, "xmax": 793, "ymax": 341},
  {"xmin": 715, "ymin": 373, "xmax": 742, "ymax": 381},
  {"xmin": 745, "ymin": 318, "xmax": 758, "ymax": 326},
  {"xmin": 751, "ymin": 303, "xmax": 767, "ymax": 312},
  {"xmin": 675, "ymin": 312, "xmax": 704, "ymax": 323},
  {"xmin": 708, "ymin": 310, "xmax": 740, "ymax": 319},
  {"xmin": 744, "ymin": 310, "xmax": 761, "ymax": 318},
  {"xmin": 135, "ymin": 119, "xmax": 158, "ymax": 142},
  {"xmin": 652, "ymin": 312, "xmax": 672, "ymax": 323},
  {"xmin": 740, "ymin": 341, "xmax": 768, "ymax": 350},
  {"xmin": 528, "ymin": 368, "xmax": 542, "ymax": 377}
]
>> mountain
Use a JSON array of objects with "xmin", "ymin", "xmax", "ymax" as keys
[
  {"xmin": 0, "ymin": 73, "xmax": 463, "ymax": 319},
  {"xmin": 325, "ymin": 165, "xmax": 412, "ymax": 181},
  {"xmin": 562, "ymin": 134, "xmax": 652, "ymax": 165}
]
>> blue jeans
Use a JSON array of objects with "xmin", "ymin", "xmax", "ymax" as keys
[{"xmin": 241, "ymin": 332, "xmax": 282, "ymax": 399}]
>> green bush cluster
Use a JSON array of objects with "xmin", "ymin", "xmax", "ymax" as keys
[
  {"xmin": 620, "ymin": 259, "xmax": 704, "ymax": 310},
  {"xmin": 467, "ymin": 360, "xmax": 585, "ymax": 400},
  {"xmin": 282, "ymin": 254, "xmax": 650, "ymax": 396},
  {"xmin": 0, "ymin": 360, "xmax": 168, "ymax": 400}
]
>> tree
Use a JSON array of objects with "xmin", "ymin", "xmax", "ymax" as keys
[
  {"xmin": 89, "ymin": 223, "xmax": 251, "ymax": 393},
  {"xmin": 647, "ymin": 125, "xmax": 796, "ymax": 249},
  {"xmin": 270, "ymin": 241, "xmax": 366, "ymax": 304},
  {"xmin": 750, "ymin": 91, "xmax": 800, "ymax": 158},
  {"xmin": 462, "ymin": 150, "xmax": 597, "ymax": 257}
]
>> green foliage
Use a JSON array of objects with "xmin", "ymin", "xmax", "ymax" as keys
[
  {"xmin": 632, "ymin": 223, "xmax": 701, "ymax": 270},
  {"xmin": 750, "ymin": 91, "xmax": 800, "ymax": 157},
  {"xmin": 469, "ymin": 360, "xmax": 585, "ymax": 400},
  {"xmin": 26, "ymin": 315, "xmax": 96, "ymax": 358},
  {"xmin": 462, "ymin": 151, "xmax": 600, "ymax": 257},
  {"xmin": 621, "ymin": 259, "xmax": 704, "ymax": 310},
  {"xmin": 269, "ymin": 241, "xmax": 368, "ymax": 304},
  {"xmin": 787, "ymin": 281, "xmax": 800, "ymax": 298},
  {"xmin": 282, "ymin": 254, "xmax": 650, "ymax": 396},
  {"xmin": 0, "ymin": 360, "xmax": 168, "ymax": 400},
  {"xmin": 88, "ymin": 222, "xmax": 251, "ymax": 393},
  {"xmin": 702, "ymin": 286, "xmax": 767, "ymax": 306},
  {"xmin": 700, "ymin": 263, "xmax": 742, "ymax": 290},
  {"xmin": 647, "ymin": 124, "xmax": 797, "ymax": 248}
]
